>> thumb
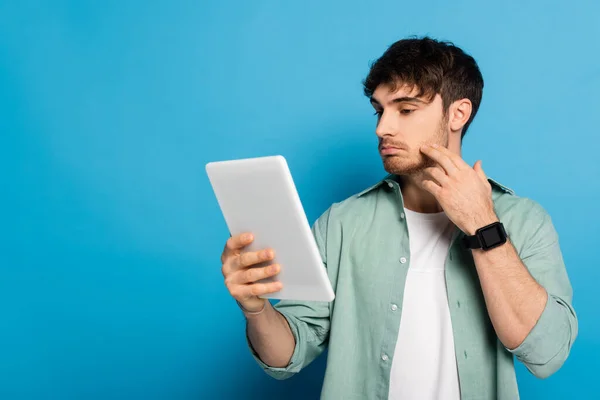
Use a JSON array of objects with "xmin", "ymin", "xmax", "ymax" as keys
[{"xmin": 473, "ymin": 160, "xmax": 487, "ymax": 182}]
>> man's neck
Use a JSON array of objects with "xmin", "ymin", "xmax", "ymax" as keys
[{"xmin": 398, "ymin": 173, "xmax": 444, "ymax": 214}]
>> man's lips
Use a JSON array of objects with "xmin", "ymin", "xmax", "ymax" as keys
[{"xmin": 379, "ymin": 146, "xmax": 404, "ymax": 155}]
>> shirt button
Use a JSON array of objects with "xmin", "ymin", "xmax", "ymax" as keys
[
  {"xmin": 400, "ymin": 257, "xmax": 407, "ymax": 264},
  {"xmin": 387, "ymin": 182, "xmax": 394, "ymax": 188},
  {"xmin": 390, "ymin": 304, "xmax": 398, "ymax": 311},
  {"xmin": 400, "ymin": 212, "xmax": 405, "ymax": 219},
  {"xmin": 381, "ymin": 354, "xmax": 389, "ymax": 361}
]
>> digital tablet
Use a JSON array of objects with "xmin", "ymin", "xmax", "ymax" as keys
[{"xmin": 205, "ymin": 155, "xmax": 335, "ymax": 302}]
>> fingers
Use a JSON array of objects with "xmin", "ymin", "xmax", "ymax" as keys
[
  {"xmin": 423, "ymin": 166, "xmax": 449, "ymax": 186},
  {"xmin": 224, "ymin": 233, "xmax": 254, "ymax": 254},
  {"xmin": 421, "ymin": 144, "xmax": 466, "ymax": 175},
  {"xmin": 220, "ymin": 234, "xmax": 283, "ymax": 304},
  {"xmin": 247, "ymin": 281, "xmax": 284, "ymax": 298},
  {"xmin": 235, "ymin": 263, "xmax": 281, "ymax": 285},
  {"xmin": 221, "ymin": 233, "xmax": 254, "ymax": 275},
  {"xmin": 421, "ymin": 145, "xmax": 458, "ymax": 174},
  {"xmin": 222, "ymin": 233, "xmax": 253, "ymax": 264},
  {"xmin": 473, "ymin": 160, "xmax": 487, "ymax": 182},
  {"xmin": 433, "ymin": 144, "xmax": 470, "ymax": 169},
  {"xmin": 225, "ymin": 263, "xmax": 282, "ymax": 299},
  {"xmin": 237, "ymin": 248, "xmax": 275, "ymax": 270},
  {"xmin": 222, "ymin": 246, "xmax": 275, "ymax": 278},
  {"xmin": 421, "ymin": 179, "xmax": 442, "ymax": 197},
  {"xmin": 230, "ymin": 281, "xmax": 284, "ymax": 301}
]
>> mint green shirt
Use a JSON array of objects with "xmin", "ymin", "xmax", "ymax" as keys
[{"xmin": 248, "ymin": 176, "xmax": 578, "ymax": 399}]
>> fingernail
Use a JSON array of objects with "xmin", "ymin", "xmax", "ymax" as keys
[
  {"xmin": 432, "ymin": 143, "xmax": 439, "ymax": 148},
  {"xmin": 245, "ymin": 234, "xmax": 253, "ymax": 241},
  {"xmin": 264, "ymin": 250, "xmax": 273, "ymax": 258}
]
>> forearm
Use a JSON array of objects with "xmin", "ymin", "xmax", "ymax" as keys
[
  {"xmin": 246, "ymin": 301, "xmax": 296, "ymax": 368},
  {"xmin": 472, "ymin": 240, "xmax": 547, "ymax": 350}
]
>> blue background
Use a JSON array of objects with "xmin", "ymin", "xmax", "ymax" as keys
[{"xmin": 1, "ymin": 0, "xmax": 598, "ymax": 399}]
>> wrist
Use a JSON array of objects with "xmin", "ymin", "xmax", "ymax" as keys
[
  {"xmin": 236, "ymin": 299, "xmax": 267, "ymax": 317},
  {"xmin": 465, "ymin": 211, "xmax": 499, "ymax": 236}
]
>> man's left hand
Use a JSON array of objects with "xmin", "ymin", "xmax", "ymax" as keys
[{"xmin": 420, "ymin": 143, "xmax": 498, "ymax": 235}]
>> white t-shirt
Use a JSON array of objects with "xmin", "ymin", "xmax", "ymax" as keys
[{"xmin": 388, "ymin": 208, "xmax": 461, "ymax": 400}]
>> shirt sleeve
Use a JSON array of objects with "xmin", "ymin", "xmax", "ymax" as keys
[
  {"xmin": 246, "ymin": 208, "xmax": 332, "ymax": 380},
  {"xmin": 507, "ymin": 201, "xmax": 578, "ymax": 379}
]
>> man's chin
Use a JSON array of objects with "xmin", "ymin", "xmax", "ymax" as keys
[{"xmin": 382, "ymin": 158, "xmax": 425, "ymax": 176}]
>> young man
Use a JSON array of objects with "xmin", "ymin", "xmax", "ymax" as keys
[{"xmin": 220, "ymin": 37, "xmax": 577, "ymax": 399}]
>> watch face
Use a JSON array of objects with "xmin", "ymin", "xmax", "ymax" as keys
[{"xmin": 480, "ymin": 224, "xmax": 507, "ymax": 249}]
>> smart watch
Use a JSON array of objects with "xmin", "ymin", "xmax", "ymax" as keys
[{"xmin": 462, "ymin": 221, "xmax": 507, "ymax": 251}]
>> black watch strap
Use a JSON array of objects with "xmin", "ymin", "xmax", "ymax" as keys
[{"xmin": 462, "ymin": 234, "xmax": 483, "ymax": 249}]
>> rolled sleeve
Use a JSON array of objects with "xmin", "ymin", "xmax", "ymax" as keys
[
  {"xmin": 509, "ymin": 201, "xmax": 578, "ymax": 378},
  {"xmin": 508, "ymin": 293, "xmax": 577, "ymax": 378}
]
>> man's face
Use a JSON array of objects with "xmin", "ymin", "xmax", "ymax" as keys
[{"xmin": 371, "ymin": 83, "xmax": 448, "ymax": 176}]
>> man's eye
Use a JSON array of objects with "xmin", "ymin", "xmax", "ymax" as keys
[
  {"xmin": 400, "ymin": 109, "xmax": 415, "ymax": 115},
  {"xmin": 373, "ymin": 110, "xmax": 383, "ymax": 117}
]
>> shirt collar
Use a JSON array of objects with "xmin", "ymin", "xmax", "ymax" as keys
[
  {"xmin": 357, "ymin": 175, "xmax": 515, "ymax": 198},
  {"xmin": 356, "ymin": 174, "xmax": 396, "ymax": 197}
]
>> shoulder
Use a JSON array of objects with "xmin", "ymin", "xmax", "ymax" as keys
[
  {"xmin": 489, "ymin": 179, "xmax": 557, "ymax": 254},
  {"xmin": 490, "ymin": 178, "xmax": 549, "ymax": 219}
]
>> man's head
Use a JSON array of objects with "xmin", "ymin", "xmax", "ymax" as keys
[{"xmin": 363, "ymin": 37, "xmax": 484, "ymax": 176}]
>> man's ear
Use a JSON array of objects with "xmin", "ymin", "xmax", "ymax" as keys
[{"xmin": 448, "ymin": 99, "xmax": 472, "ymax": 133}]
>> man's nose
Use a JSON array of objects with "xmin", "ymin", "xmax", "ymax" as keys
[{"xmin": 375, "ymin": 112, "xmax": 396, "ymax": 138}]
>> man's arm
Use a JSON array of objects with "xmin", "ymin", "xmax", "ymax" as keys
[
  {"xmin": 243, "ymin": 208, "xmax": 333, "ymax": 380},
  {"xmin": 245, "ymin": 301, "xmax": 296, "ymax": 368},
  {"xmin": 418, "ymin": 144, "xmax": 578, "ymax": 378},
  {"xmin": 470, "ymin": 203, "xmax": 577, "ymax": 378},
  {"xmin": 220, "ymin": 206, "xmax": 333, "ymax": 380},
  {"xmin": 470, "ymin": 235, "xmax": 547, "ymax": 349}
]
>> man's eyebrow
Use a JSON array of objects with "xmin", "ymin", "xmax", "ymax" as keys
[{"xmin": 370, "ymin": 96, "xmax": 427, "ymax": 106}]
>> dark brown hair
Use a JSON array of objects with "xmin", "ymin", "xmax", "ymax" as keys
[{"xmin": 363, "ymin": 36, "xmax": 484, "ymax": 137}]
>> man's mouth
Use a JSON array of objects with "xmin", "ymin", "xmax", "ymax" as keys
[{"xmin": 380, "ymin": 145, "xmax": 404, "ymax": 155}]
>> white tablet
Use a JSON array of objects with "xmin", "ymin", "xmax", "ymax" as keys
[{"xmin": 205, "ymin": 155, "xmax": 335, "ymax": 302}]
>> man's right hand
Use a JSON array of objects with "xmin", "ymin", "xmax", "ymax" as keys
[{"xmin": 221, "ymin": 233, "xmax": 283, "ymax": 313}]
